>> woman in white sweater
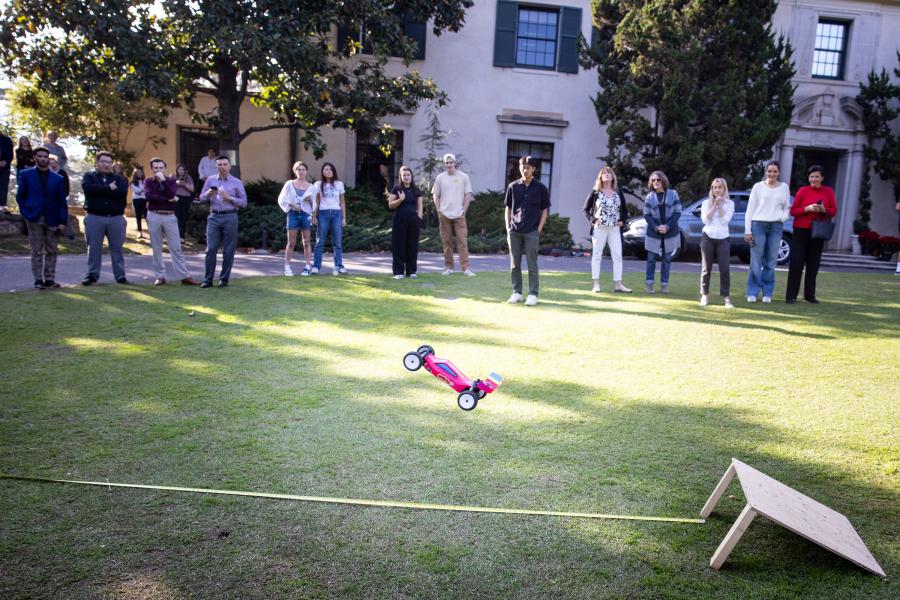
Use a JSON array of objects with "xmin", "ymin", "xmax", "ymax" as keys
[
  {"xmin": 744, "ymin": 160, "xmax": 791, "ymax": 303},
  {"xmin": 700, "ymin": 178, "xmax": 735, "ymax": 308}
]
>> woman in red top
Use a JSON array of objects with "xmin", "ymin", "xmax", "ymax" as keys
[{"xmin": 786, "ymin": 165, "xmax": 838, "ymax": 304}]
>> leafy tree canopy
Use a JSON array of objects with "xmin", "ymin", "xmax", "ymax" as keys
[
  {"xmin": 583, "ymin": 0, "xmax": 795, "ymax": 199},
  {"xmin": 0, "ymin": 0, "xmax": 473, "ymax": 168},
  {"xmin": 857, "ymin": 52, "xmax": 900, "ymax": 203}
]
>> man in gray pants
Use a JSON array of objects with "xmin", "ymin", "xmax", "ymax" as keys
[
  {"xmin": 504, "ymin": 155, "xmax": 550, "ymax": 306},
  {"xmin": 197, "ymin": 156, "xmax": 247, "ymax": 287},
  {"xmin": 81, "ymin": 151, "xmax": 128, "ymax": 285}
]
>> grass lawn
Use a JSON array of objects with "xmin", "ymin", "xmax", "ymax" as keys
[{"xmin": 0, "ymin": 270, "xmax": 897, "ymax": 599}]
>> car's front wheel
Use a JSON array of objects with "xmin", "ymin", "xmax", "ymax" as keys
[
  {"xmin": 403, "ymin": 352, "xmax": 423, "ymax": 371},
  {"xmin": 457, "ymin": 391, "xmax": 477, "ymax": 411}
]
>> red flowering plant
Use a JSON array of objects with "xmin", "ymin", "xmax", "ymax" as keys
[
  {"xmin": 858, "ymin": 230, "xmax": 880, "ymax": 242},
  {"xmin": 879, "ymin": 236, "xmax": 900, "ymax": 253}
]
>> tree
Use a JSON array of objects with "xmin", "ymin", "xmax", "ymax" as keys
[
  {"xmin": 7, "ymin": 76, "xmax": 168, "ymax": 163},
  {"xmin": 412, "ymin": 102, "xmax": 466, "ymax": 226},
  {"xmin": 0, "ymin": 1, "xmax": 473, "ymax": 173},
  {"xmin": 583, "ymin": 0, "xmax": 795, "ymax": 199},
  {"xmin": 857, "ymin": 53, "xmax": 900, "ymax": 213}
]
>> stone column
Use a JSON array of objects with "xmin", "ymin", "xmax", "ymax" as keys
[
  {"xmin": 779, "ymin": 144, "xmax": 795, "ymax": 187},
  {"xmin": 837, "ymin": 147, "xmax": 865, "ymax": 251}
]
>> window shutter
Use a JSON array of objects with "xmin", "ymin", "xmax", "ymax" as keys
[
  {"xmin": 557, "ymin": 6, "xmax": 581, "ymax": 73},
  {"xmin": 494, "ymin": 1, "xmax": 517, "ymax": 68},
  {"xmin": 403, "ymin": 13, "xmax": 427, "ymax": 60}
]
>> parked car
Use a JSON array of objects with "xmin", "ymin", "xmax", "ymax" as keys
[{"xmin": 622, "ymin": 191, "xmax": 794, "ymax": 264}]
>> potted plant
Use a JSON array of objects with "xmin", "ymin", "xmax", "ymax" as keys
[
  {"xmin": 877, "ymin": 236, "xmax": 900, "ymax": 261},
  {"xmin": 858, "ymin": 230, "xmax": 880, "ymax": 255}
]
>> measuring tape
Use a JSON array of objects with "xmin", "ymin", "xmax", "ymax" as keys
[{"xmin": 0, "ymin": 474, "xmax": 705, "ymax": 524}]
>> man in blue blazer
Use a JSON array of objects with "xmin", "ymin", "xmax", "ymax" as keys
[{"xmin": 16, "ymin": 146, "xmax": 68, "ymax": 289}]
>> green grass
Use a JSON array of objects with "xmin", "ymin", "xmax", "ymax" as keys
[{"xmin": 0, "ymin": 270, "xmax": 897, "ymax": 599}]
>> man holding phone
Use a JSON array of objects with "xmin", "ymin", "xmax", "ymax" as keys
[{"xmin": 197, "ymin": 156, "xmax": 247, "ymax": 287}]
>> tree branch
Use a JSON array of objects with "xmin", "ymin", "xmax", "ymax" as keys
[{"xmin": 239, "ymin": 122, "xmax": 293, "ymax": 142}]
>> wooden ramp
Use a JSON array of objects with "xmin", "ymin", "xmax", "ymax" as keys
[{"xmin": 701, "ymin": 458, "xmax": 885, "ymax": 577}]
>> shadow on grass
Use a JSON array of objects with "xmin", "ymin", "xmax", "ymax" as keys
[{"xmin": 1, "ymin": 275, "xmax": 896, "ymax": 598}]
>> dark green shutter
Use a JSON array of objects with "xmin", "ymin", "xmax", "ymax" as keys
[
  {"xmin": 403, "ymin": 13, "xmax": 427, "ymax": 60},
  {"xmin": 494, "ymin": 1, "xmax": 517, "ymax": 68},
  {"xmin": 557, "ymin": 6, "xmax": 581, "ymax": 73}
]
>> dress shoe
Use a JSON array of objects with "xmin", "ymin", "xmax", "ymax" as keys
[
  {"xmin": 82, "ymin": 275, "xmax": 97, "ymax": 286},
  {"xmin": 805, "ymin": 297, "xmax": 820, "ymax": 304},
  {"xmin": 154, "ymin": 278, "xmax": 167, "ymax": 286},
  {"xmin": 43, "ymin": 280, "xmax": 60, "ymax": 288},
  {"xmin": 200, "ymin": 281, "xmax": 212, "ymax": 288},
  {"xmin": 34, "ymin": 279, "xmax": 46, "ymax": 290},
  {"xmin": 217, "ymin": 280, "xmax": 228, "ymax": 288},
  {"xmin": 116, "ymin": 277, "xmax": 129, "ymax": 284},
  {"xmin": 181, "ymin": 277, "xmax": 200, "ymax": 286},
  {"xmin": 785, "ymin": 298, "xmax": 796, "ymax": 304}
]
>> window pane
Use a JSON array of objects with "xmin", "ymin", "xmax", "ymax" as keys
[{"xmin": 516, "ymin": 8, "xmax": 559, "ymax": 69}]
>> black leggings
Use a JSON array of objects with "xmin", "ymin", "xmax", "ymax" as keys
[
  {"xmin": 700, "ymin": 233, "xmax": 731, "ymax": 296},
  {"xmin": 786, "ymin": 228, "xmax": 824, "ymax": 301},
  {"xmin": 132, "ymin": 199, "xmax": 147, "ymax": 233}
]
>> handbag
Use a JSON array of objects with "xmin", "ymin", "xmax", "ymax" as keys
[{"xmin": 811, "ymin": 217, "xmax": 835, "ymax": 240}]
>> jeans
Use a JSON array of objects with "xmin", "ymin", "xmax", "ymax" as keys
[
  {"xmin": 204, "ymin": 212, "xmax": 238, "ymax": 283},
  {"xmin": 313, "ymin": 209, "xmax": 343, "ymax": 269},
  {"xmin": 84, "ymin": 213, "xmax": 127, "ymax": 280},
  {"xmin": 645, "ymin": 251, "xmax": 672, "ymax": 284},
  {"xmin": 747, "ymin": 220, "xmax": 783, "ymax": 298},
  {"xmin": 508, "ymin": 229, "xmax": 540, "ymax": 296}
]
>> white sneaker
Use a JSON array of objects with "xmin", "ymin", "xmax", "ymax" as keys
[
  {"xmin": 762, "ymin": 296, "xmax": 772, "ymax": 304},
  {"xmin": 283, "ymin": 265, "xmax": 294, "ymax": 277},
  {"xmin": 408, "ymin": 273, "xmax": 417, "ymax": 278},
  {"xmin": 333, "ymin": 268, "xmax": 340, "ymax": 276},
  {"xmin": 300, "ymin": 265, "xmax": 311, "ymax": 277},
  {"xmin": 507, "ymin": 292, "xmax": 523, "ymax": 304},
  {"xmin": 592, "ymin": 282, "xmax": 601, "ymax": 293},
  {"xmin": 746, "ymin": 295, "xmax": 757, "ymax": 303},
  {"xmin": 463, "ymin": 269, "xmax": 476, "ymax": 277},
  {"xmin": 724, "ymin": 298, "xmax": 734, "ymax": 309},
  {"xmin": 442, "ymin": 269, "xmax": 453, "ymax": 276},
  {"xmin": 338, "ymin": 267, "xmax": 348, "ymax": 274},
  {"xmin": 699, "ymin": 294, "xmax": 708, "ymax": 307},
  {"xmin": 393, "ymin": 274, "xmax": 404, "ymax": 279},
  {"xmin": 310, "ymin": 266, "xmax": 319, "ymax": 275},
  {"xmin": 524, "ymin": 294, "xmax": 538, "ymax": 306}
]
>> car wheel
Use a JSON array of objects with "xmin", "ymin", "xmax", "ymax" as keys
[
  {"xmin": 403, "ymin": 352, "xmax": 423, "ymax": 371},
  {"xmin": 778, "ymin": 234, "xmax": 791, "ymax": 265},
  {"xmin": 457, "ymin": 391, "xmax": 478, "ymax": 411},
  {"xmin": 416, "ymin": 345, "xmax": 434, "ymax": 356},
  {"xmin": 632, "ymin": 247, "xmax": 648, "ymax": 260},
  {"xmin": 738, "ymin": 252, "xmax": 751, "ymax": 264}
]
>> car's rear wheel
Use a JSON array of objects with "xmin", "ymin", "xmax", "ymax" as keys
[
  {"xmin": 403, "ymin": 352, "xmax": 423, "ymax": 371},
  {"xmin": 778, "ymin": 234, "xmax": 792, "ymax": 265},
  {"xmin": 417, "ymin": 345, "xmax": 434, "ymax": 356},
  {"xmin": 457, "ymin": 391, "xmax": 477, "ymax": 411}
]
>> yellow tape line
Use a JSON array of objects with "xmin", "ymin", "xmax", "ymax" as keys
[{"xmin": 0, "ymin": 475, "xmax": 705, "ymax": 524}]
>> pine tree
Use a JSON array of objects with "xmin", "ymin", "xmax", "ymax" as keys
[
  {"xmin": 857, "ymin": 53, "xmax": 900, "ymax": 210},
  {"xmin": 584, "ymin": 0, "xmax": 795, "ymax": 199}
]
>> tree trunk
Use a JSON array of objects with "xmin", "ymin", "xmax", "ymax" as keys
[{"xmin": 214, "ymin": 60, "xmax": 244, "ymax": 178}]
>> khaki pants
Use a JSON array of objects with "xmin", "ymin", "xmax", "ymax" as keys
[
  {"xmin": 148, "ymin": 211, "xmax": 191, "ymax": 280},
  {"xmin": 438, "ymin": 214, "xmax": 469, "ymax": 271}
]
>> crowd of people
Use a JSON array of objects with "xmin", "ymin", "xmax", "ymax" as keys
[{"xmin": 10, "ymin": 130, "xmax": 897, "ymax": 302}]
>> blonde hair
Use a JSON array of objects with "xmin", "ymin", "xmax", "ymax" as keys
[
  {"xmin": 593, "ymin": 166, "xmax": 618, "ymax": 192},
  {"xmin": 709, "ymin": 177, "xmax": 730, "ymax": 200}
]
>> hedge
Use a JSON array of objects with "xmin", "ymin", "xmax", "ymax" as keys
[{"xmin": 187, "ymin": 179, "xmax": 573, "ymax": 253}]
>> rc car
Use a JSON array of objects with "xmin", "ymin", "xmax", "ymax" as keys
[{"xmin": 403, "ymin": 345, "xmax": 503, "ymax": 411}]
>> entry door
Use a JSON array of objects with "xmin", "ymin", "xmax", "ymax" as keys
[
  {"xmin": 179, "ymin": 127, "xmax": 219, "ymax": 180},
  {"xmin": 790, "ymin": 150, "xmax": 841, "ymax": 192}
]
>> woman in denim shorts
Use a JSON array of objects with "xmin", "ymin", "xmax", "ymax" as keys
[{"xmin": 277, "ymin": 161, "xmax": 314, "ymax": 276}]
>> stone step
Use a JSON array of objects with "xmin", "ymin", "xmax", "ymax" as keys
[{"xmin": 820, "ymin": 252, "xmax": 896, "ymax": 270}]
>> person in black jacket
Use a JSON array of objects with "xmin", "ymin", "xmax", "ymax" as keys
[
  {"xmin": 81, "ymin": 151, "xmax": 129, "ymax": 285},
  {"xmin": 0, "ymin": 130, "xmax": 12, "ymax": 212},
  {"xmin": 582, "ymin": 166, "xmax": 631, "ymax": 293}
]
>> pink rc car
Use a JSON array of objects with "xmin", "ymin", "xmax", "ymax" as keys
[{"xmin": 403, "ymin": 345, "xmax": 503, "ymax": 411}]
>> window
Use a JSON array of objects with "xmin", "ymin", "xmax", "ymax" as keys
[
  {"xmin": 812, "ymin": 20, "xmax": 849, "ymax": 79},
  {"xmin": 337, "ymin": 13, "xmax": 426, "ymax": 60},
  {"xmin": 506, "ymin": 140, "xmax": 554, "ymax": 192},
  {"xmin": 516, "ymin": 8, "xmax": 558, "ymax": 69},
  {"xmin": 494, "ymin": 2, "xmax": 581, "ymax": 73}
]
